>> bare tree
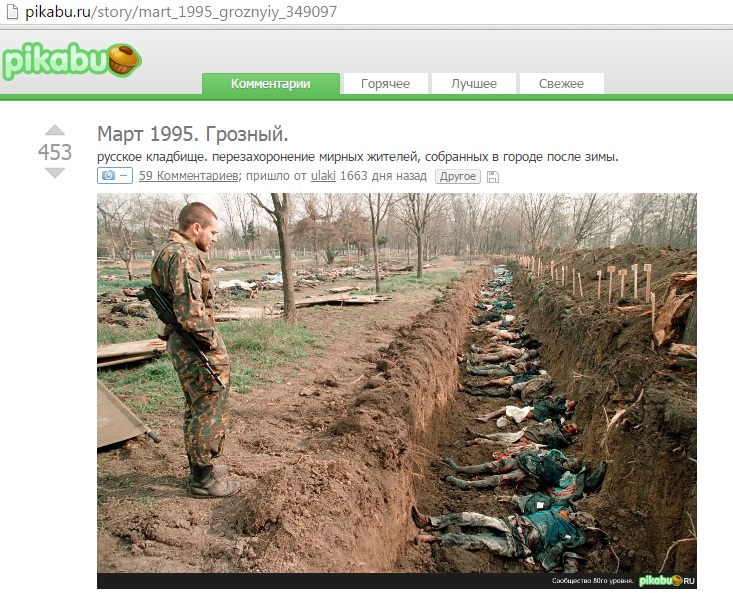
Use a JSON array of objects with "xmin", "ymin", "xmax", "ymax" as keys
[
  {"xmin": 619, "ymin": 194, "xmax": 656, "ymax": 245},
  {"xmin": 291, "ymin": 194, "xmax": 341, "ymax": 264},
  {"xmin": 335, "ymin": 195, "xmax": 371, "ymax": 264},
  {"xmin": 251, "ymin": 193, "xmax": 297, "ymax": 323},
  {"xmin": 148, "ymin": 195, "xmax": 182, "ymax": 242},
  {"xmin": 365, "ymin": 193, "xmax": 397, "ymax": 292},
  {"xmin": 395, "ymin": 193, "xmax": 446, "ymax": 278},
  {"xmin": 570, "ymin": 193, "xmax": 616, "ymax": 248},
  {"xmin": 97, "ymin": 193, "xmax": 145, "ymax": 280},
  {"xmin": 481, "ymin": 194, "xmax": 516, "ymax": 254},
  {"xmin": 465, "ymin": 194, "xmax": 486, "ymax": 265},
  {"xmin": 517, "ymin": 193, "xmax": 563, "ymax": 253},
  {"xmin": 448, "ymin": 195, "xmax": 468, "ymax": 257},
  {"xmin": 218, "ymin": 193, "xmax": 257, "ymax": 251},
  {"xmin": 218, "ymin": 193, "xmax": 241, "ymax": 248}
]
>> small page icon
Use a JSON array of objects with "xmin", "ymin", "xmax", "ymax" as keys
[{"xmin": 7, "ymin": 4, "xmax": 19, "ymax": 19}]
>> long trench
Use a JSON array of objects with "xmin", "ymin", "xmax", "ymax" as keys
[
  {"xmin": 374, "ymin": 259, "xmax": 696, "ymax": 574},
  {"xmin": 239, "ymin": 257, "xmax": 694, "ymax": 576}
]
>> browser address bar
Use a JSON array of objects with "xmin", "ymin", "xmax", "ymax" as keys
[{"xmin": 4, "ymin": 1, "xmax": 733, "ymax": 26}]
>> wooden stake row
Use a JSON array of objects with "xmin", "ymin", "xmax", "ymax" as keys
[{"xmin": 517, "ymin": 256, "xmax": 652, "ymax": 303}]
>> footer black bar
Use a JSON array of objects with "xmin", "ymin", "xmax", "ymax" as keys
[{"xmin": 98, "ymin": 572, "xmax": 697, "ymax": 589}]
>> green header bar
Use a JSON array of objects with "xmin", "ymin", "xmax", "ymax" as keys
[
  {"xmin": 203, "ymin": 73, "xmax": 340, "ymax": 99},
  {"xmin": 1, "ymin": 73, "xmax": 733, "ymax": 100}
]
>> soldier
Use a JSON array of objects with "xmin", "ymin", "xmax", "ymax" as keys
[{"xmin": 151, "ymin": 202, "xmax": 240, "ymax": 498}]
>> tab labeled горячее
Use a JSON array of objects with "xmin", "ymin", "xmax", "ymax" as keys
[{"xmin": 343, "ymin": 73, "xmax": 428, "ymax": 94}]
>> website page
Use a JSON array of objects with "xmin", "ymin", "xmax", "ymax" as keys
[{"xmin": 2, "ymin": 2, "xmax": 724, "ymax": 590}]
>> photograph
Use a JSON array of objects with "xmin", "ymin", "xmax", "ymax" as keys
[{"xmin": 97, "ymin": 192, "xmax": 697, "ymax": 583}]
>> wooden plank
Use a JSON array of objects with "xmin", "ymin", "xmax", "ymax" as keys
[
  {"xmin": 97, "ymin": 380, "xmax": 148, "ymax": 448},
  {"xmin": 614, "ymin": 304, "xmax": 652, "ymax": 312},
  {"xmin": 97, "ymin": 339, "xmax": 167, "ymax": 360},
  {"xmin": 97, "ymin": 354, "xmax": 159, "ymax": 369},
  {"xmin": 669, "ymin": 343, "xmax": 697, "ymax": 358},
  {"xmin": 668, "ymin": 272, "xmax": 697, "ymax": 288},
  {"xmin": 215, "ymin": 307, "xmax": 280, "ymax": 320},
  {"xmin": 670, "ymin": 357, "xmax": 697, "ymax": 368},
  {"xmin": 292, "ymin": 294, "xmax": 389, "ymax": 307},
  {"xmin": 653, "ymin": 291, "xmax": 694, "ymax": 346}
]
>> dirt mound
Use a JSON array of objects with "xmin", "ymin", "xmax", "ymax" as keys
[{"xmin": 519, "ymin": 244, "xmax": 697, "ymax": 572}]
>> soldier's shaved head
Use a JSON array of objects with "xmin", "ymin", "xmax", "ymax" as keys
[{"xmin": 179, "ymin": 202, "xmax": 218, "ymax": 231}]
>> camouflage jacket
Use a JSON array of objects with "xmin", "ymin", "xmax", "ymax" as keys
[{"xmin": 151, "ymin": 229, "xmax": 219, "ymax": 351}]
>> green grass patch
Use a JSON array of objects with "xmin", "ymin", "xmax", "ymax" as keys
[
  {"xmin": 97, "ymin": 278, "xmax": 149, "ymax": 293},
  {"xmin": 219, "ymin": 319, "xmax": 324, "ymax": 393},
  {"xmin": 98, "ymin": 358, "xmax": 182, "ymax": 416},
  {"xmin": 354, "ymin": 269, "xmax": 461, "ymax": 294},
  {"xmin": 98, "ymin": 265, "xmax": 130, "ymax": 275},
  {"xmin": 97, "ymin": 318, "xmax": 324, "ymax": 414},
  {"xmin": 97, "ymin": 323, "xmax": 155, "ymax": 345}
]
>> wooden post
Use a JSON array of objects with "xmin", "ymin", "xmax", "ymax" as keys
[
  {"xmin": 550, "ymin": 260, "xmax": 555, "ymax": 280},
  {"xmin": 631, "ymin": 264, "xmax": 638, "ymax": 299},
  {"xmin": 607, "ymin": 266, "xmax": 616, "ymax": 303},
  {"xmin": 578, "ymin": 272, "xmax": 584, "ymax": 297},
  {"xmin": 572, "ymin": 268, "xmax": 576, "ymax": 295},
  {"xmin": 561, "ymin": 266, "xmax": 565, "ymax": 285},
  {"xmin": 651, "ymin": 291, "xmax": 656, "ymax": 349},
  {"xmin": 618, "ymin": 269, "xmax": 628, "ymax": 298},
  {"xmin": 644, "ymin": 263, "xmax": 652, "ymax": 303},
  {"xmin": 597, "ymin": 270, "xmax": 602, "ymax": 300},
  {"xmin": 531, "ymin": 256, "xmax": 535, "ymax": 272},
  {"xmin": 538, "ymin": 258, "xmax": 542, "ymax": 276}
]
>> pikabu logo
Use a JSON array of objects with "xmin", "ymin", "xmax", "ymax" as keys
[
  {"xmin": 639, "ymin": 574, "xmax": 687, "ymax": 587},
  {"xmin": 2, "ymin": 42, "xmax": 141, "ymax": 81}
]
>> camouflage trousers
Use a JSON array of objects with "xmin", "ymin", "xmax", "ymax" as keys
[
  {"xmin": 429, "ymin": 512, "xmax": 523, "ymax": 557},
  {"xmin": 168, "ymin": 331, "xmax": 231, "ymax": 468}
]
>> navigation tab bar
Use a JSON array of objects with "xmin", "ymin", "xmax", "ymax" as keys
[{"xmin": 519, "ymin": 73, "xmax": 604, "ymax": 94}]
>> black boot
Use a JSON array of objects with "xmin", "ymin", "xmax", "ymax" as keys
[
  {"xmin": 188, "ymin": 465, "xmax": 241, "ymax": 498},
  {"xmin": 585, "ymin": 461, "xmax": 608, "ymax": 493},
  {"xmin": 186, "ymin": 455, "xmax": 228, "ymax": 486}
]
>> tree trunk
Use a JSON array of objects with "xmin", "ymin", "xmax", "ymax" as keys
[
  {"xmin": 416, "ymin": 233, "xmax": 424, "ymax": 278},
  {"xmin": 271, "ymin": 193, "xmax": 297, "ymax": 324},
  {"xmin": 372, "ymin": 228, "xmax": 382, "ymax": 293}
]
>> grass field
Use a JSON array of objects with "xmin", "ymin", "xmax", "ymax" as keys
[{"xmin": 97, "ymin": 261, "xmax": 463, "ymax": 417}]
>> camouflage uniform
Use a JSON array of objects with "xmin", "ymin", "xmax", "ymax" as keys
[
  {"xmin": 421, "ymin": 507, "xmax": 589, "ymax": 572},
  {"xmin": 151, "ymin": 229, "xmax": 231, "ymax": 469}
]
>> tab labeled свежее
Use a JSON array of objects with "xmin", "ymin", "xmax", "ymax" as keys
[{"xmin": 519, "ymin": 73, "xmax": 604, "ymax": 94}]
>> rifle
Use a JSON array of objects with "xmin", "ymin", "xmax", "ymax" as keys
[{"xmin": 137, "ymin": 284, "xmax": 225, "ymax": 389}]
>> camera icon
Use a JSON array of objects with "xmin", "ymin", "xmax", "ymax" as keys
[{"xmin": 97, "ymin": 167, "xmax": 133, "ymax": 184}]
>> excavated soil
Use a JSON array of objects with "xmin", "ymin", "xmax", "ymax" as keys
[{"xmin": 97, "ymin": 245, "xmax": 697, "ymax": 583}]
